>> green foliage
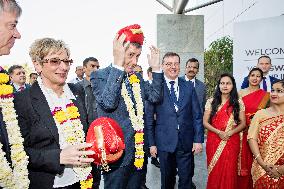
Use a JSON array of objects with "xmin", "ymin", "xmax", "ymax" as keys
[{"xmin": 204, "ymin": 36, "xmax": 233, "ymax": 99}]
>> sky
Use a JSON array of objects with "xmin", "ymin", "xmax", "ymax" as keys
[{"xmin": 1, "ymin": 0, "xmax": 283, "ymax": 80}]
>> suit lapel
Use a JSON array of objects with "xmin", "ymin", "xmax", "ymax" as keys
[
  {"xmin": 177, "ymin": 78, "xmax": 186, "ymax": 112},
  {"xmin": 30, "ymin": 83, "xmax": 60, "ymax": 146}
]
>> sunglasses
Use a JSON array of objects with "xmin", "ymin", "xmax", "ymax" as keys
[{"xmin": 41, "ymin": 58, "xmax": 73, "ymax": 67}]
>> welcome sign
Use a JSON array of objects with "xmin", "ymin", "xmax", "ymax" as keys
[{"xmin": 233, "ymin": 15, "xmax": 284, "ymax": 89}]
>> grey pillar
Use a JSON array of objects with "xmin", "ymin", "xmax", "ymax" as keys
[{"xmin": 157, "ymin": 14, "xmax": 204, "ymax": 81}]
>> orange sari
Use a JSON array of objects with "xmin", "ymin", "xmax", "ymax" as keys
[
  {"xmin": 249, "ymin": 111, "xmax": 284, "ymax": 189},
  {"xmin": 238, "ymin": 89, "xmax": 270, "ymax": 189},
  {"xmin": 206, "ymin": 99, "xmax": 243, "ymax": 189}
]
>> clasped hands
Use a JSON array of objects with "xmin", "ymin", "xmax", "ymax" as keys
[
  {"xmin": 113, "ymin": 33, "xmax": 160, "ymax": 71},
  {"xmin": 217, "ymin": 130, "xmax": 233, "ymax": 141},
  {"xmin": 262, "ymin": 164, "xmax": 283, "ymax": 179}
]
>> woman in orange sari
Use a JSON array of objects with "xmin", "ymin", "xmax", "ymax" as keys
[
  {"xmin": 238, "ymin": 68, "xmax": 270, "ymax": 189},
  {"xmin": 248, "ymin": 80, "xmax": 284, "ymax": 189},
  {"xmin": 204, "ymin": 73, "xmax": 246, "ymax": 189}
]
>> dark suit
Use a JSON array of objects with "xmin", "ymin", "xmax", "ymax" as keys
[
  {"xmin": 90, "ymin": 66, "xmax": 163, "ymax": 189},
  {"xmin": 181, "ymin": 76, "xmax": 206, "ymax": 112},
  {"xmin": 146, "ymin": 78, "xmax": 204, "ymax": 189},
  {"xmin": 241, "ymin": 75, "xmax": 279, "ymax": 90},
  {"xmin": 11, "ymin": 83, "xmax": 31, "ymax": 93},
  {"xmin": 14, "ymin": 82, "xmax": 88, "ymax": 189}
]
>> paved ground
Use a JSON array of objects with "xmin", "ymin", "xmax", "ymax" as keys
[{"xmin": 99, "ymin": 143, "xmax": 208, "ymax": 189}]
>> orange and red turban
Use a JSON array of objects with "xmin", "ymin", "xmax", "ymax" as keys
[{"xmin": 117, "ymin": 24, "xmax": 144, "ymax": 45}]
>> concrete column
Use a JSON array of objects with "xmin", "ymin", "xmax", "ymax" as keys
[{"xmin": 157, "ymin": 14, "xmax": 204, "ymax": 81}]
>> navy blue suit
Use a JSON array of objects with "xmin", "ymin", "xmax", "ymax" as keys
[
  {"xmin": 91, "ymin": 66, "xmax": 163, "ymax": 189},
  {"xmin": 241, "ymin": 75, "xmax": 279, "ymax": 90},
  {"xmin": 146, "ymin": 78, "xmax": 204, "ymax": 189}
]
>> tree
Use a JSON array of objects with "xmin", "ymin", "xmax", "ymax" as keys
[{"xmin": 204, "ymin": 36, "xmax": 233, "ymax": 98}]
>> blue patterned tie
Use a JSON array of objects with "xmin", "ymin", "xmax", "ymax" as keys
[
  {"xmin": 263, "ymin": 77, "xmax": 267, "ymax": 91},
  {"xmin": 169, "ymin": 81, "xmax": 178, "ymax": 106}
]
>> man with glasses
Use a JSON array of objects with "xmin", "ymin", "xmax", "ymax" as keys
[
  {"xmin": 91, "ymin": 24, "xmax": 163, "ymax": 189},
  {"xmin": 146, "ymin": 52, "xmax": 203, "ymax": 189}
]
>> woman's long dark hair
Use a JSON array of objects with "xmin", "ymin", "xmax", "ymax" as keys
[{"xmin": 209, "ymin": 73, "xmax": 241, "ymax": 125}]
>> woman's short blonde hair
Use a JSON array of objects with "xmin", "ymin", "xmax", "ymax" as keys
[{"xmin": 29, "ymin": 38, "xmax": 70, "ymax": 63}]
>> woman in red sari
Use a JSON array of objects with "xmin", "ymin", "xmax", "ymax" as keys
[
  {"xmin": 204, "ymin": 73, "xmax": 246, "ymax": 189},
  {"xmin": 248, "ymin": 80, "xmax": 284, "ymax": 189},
  {"xmin": 238, "ymin": 68, "xmax": 270, "ymax": 189}
]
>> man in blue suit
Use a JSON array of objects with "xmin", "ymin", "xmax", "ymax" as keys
[
  {"xmin": 91, "ymin": 24, "xmax": 163, "ymax": 189},
  {"xmin": 241, "ymin": 55, "xmax": 279, "ymax": 92},
  {"xmin": 146, "ymin": 52, "xmax": 204, "ymax": 189}
]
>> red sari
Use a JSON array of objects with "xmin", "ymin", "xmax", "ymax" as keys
[
  {"xmin": 206, "ymin": 99, "xmax": 243, "ymax": 189},
  {"xmin": 249, "ymin": 111, "xmax": 284, "ymax": 189},
  {"xmin": 238, "ymin": 89, "xmax": 270, "ymax": 189}
]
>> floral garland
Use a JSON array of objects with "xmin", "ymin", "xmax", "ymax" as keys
[
  {"xmin": 51, "ymin": 102, "xmax": 92, "ymax": 189},
  {"xmin": 0, "ymin": 72, "xmax": 30, "ymax": 189},
  {"xmin": 121, "ymin": 74, "xmax": 144, "ymax": 170}
]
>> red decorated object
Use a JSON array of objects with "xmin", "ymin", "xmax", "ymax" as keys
[
  {"xmin": 86, "ymin": 117, "xmax": 125, "ymax": 167},
  {"xmin": 117, "ymin": 24, "xmax": 144, "ymax": 45}
]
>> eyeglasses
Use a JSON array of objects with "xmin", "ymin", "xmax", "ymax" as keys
[
  {"xmin": 41, "ymin": 58, "xmax": 73, "ymax": 67},
  {"xmin": 164, "ymin": 62, "xmax": 180, "ymax": 67}
]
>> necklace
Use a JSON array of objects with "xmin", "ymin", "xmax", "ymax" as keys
[
  {"xmin": 121, "ymin": 74, "xmax": 144, "ymax": 170},
  {"xmin": 0, "ymin": 72, "xmax": 29, "ymax": 189}
]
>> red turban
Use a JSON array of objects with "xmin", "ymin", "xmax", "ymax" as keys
[
  {"xmin": 86, "ymin": 117, "xmax": 125, "ymax": 170},
  {"xmin": 117, "ymin": 24, "xmax": 144, "ymax": 45}
]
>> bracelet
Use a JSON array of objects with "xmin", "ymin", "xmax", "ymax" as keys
[
  {"xmin": 276, "ymin": 166, "xmax": 282, "ymax": 176},
  {"xmin": 254, "ymin": 153, "xmax": 260, "ymax": 160},
  {"xmin": 217, "ymin": 130, "xmax": 221, "ymax": 135}
]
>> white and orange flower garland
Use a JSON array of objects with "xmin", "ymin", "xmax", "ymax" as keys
[
  {"xmin": 121, "ymin": 74, "xmax": 144, "ymax": 170},
  {"xmin": 0, "ymin": 72, "xmax": 29, "ymax": 189},
  {"xmin": 51, "ymin": 102, "xmax": 92, "ymax": 189}
]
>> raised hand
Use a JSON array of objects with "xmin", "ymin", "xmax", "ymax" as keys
[
  {"xmin": 147, "ymin": 45, "xmax": 160, "ymax": 72},
  {"xmin": 60, "ymin": 143, "xmax": 95, "ymax": 165},
  {"xmin": 113, "ymin": 33, "xmax": 130, "ymax": 67}
]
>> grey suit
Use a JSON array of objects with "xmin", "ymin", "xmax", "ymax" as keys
[
  {"xmin": 181, "ymin": 76, "xmax": 206, "ymax": 112},
  {"xmin": 90, "ymin": 66, "xmax": 163, "ymax": 189}
]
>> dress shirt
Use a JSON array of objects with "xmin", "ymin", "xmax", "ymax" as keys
[{"xmin": 184, "ymin": 76, "xmax": 196, "ymax": 87}]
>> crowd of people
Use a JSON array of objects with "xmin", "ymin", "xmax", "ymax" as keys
[{"xmin": 0, "ymin": 1, "xmax": 284, "ymax": 189}]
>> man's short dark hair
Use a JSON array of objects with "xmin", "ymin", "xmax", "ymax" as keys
[
  {"xmin": 83, "ymin": 57, "xmax": 98, "ymax": 67},
  {"xmin": 186, "ymin": 58, "xmax": 199, "ymax": 68},
  {"xmin": 147, "ymin": 67, "xmax": 152, "ymax": 74},
  {"xmin": 8, "ymin": 65, "xmax": 23, "ymax": 75},
  {"xmin": 258, "ymin": 55, "xmax": 271, "ymax": 64},
  {"xmin": 29, "ymin": 72, "xmax": 38, "ymax": 78},
  {"xmin": 162, "ymin": 52, "xmax": 180, "ymax": 64}
]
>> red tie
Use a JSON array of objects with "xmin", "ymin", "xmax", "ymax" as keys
[{"xmin": 19, "ymin": 86, "xmax": 25, "ymax": 91}]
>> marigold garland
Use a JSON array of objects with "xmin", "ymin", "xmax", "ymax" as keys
[
  {"xmin": 51, "ymin": 102, "xmax": 92, "ymax": 188},
  {"xmin": 121, "ymin": 74, "xmax": 145, "ymax": 170},
  {"xmin": 0, "ymin": 72, "xmax": 29, "ymax": 189}
]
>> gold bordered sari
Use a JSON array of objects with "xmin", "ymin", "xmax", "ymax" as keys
[{"xmin": 248, "ymin": 109, "xmax": 284, "ymax": 189}]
